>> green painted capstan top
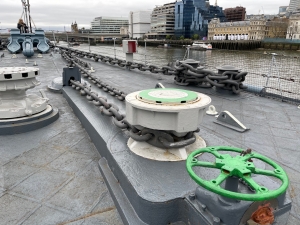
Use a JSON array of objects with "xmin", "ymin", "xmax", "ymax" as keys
[{"xmin": 138, "ymin": 88, "xmax": 199, "ymax": 104}]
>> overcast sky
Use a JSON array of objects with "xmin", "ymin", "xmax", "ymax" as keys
[{"xmin": 0, "ymin": 0, "xmax": 289, "ymax": 31}]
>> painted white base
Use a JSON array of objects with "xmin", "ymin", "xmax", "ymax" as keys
[{"xmin": 127, "ymin": 134, "xmax": 206, "ymax": 161}]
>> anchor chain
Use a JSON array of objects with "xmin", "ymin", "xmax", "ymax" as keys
[
  {"xmin": 62, "ymin": 51, "xmax": 126, "ymax": 101},
  {"xmin": 58, "ymin": 46, "xmax": 248, "ymax": 94},
  {"xmin": 69, "ymin": 79, "xmax": 198, "ymax": 149}
]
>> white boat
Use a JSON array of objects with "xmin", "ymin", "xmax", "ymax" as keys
[{"xmin": 191, "ymin": 41, "xmax": 212, "ymax": 50}]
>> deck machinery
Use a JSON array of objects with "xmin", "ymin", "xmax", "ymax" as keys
[{"xmin": 62, "ymin": 69, "xmax": 292, "ymax": 225}]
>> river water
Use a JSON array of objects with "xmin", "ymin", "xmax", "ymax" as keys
[{"xmin": 65, "ymin": 43, "xmax": 300, "ymax": 103}]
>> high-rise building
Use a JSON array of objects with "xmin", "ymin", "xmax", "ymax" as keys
[
  {"xmin": 149, "ymin": 2, "xmax": 175, "ymax": 39},
  {"xmin": 224, "ymin": 6, "xmax": 246, "ymax": 22},
  {"xmin": 288, "ymin": 0, "xmax": 300, "ymax": 12},
  {"xmin": 129, "ymin": 11, "xmax": 151, "ymax": 39},
  {"xmin": 175, "ymin": 0, "xmax": 226, "ymax": 39},
  {"xmin": 90, "ymin": 17, "xmax": 129, "ymax": 34}
]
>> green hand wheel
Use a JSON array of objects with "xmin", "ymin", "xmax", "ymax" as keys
[{"xmin": 186, "ymin": 146, "xmax": 289, "ymax": 201}]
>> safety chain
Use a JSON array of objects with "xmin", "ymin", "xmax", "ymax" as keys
[
  {"xmin": 61, "ymin": 50, "xmax": 126, "ymax": 101},
  {"xmin": 69, "ymin": 79, "xmax": 199, "ymax": 149},
  {"xmin": 58, "ymin": 46, "xmax": 248, "ymax": 94}
]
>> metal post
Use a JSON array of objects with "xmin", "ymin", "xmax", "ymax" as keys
[
  {"xmin": 27, "ymin": 0, "xmax": 32, "ymax": 33},
  {"xmin": 52, "ymin": 31, "xmax": 57, "ymax": 47},
  {"xmin": 113, "ymin": 37, "xmax": 116, "ymax": 59},
  {"xmin": 265, "ymin": 53, "xmax": 282, "ymax": 98},
  {"xmin": 64, "ymin": 26, "xmax": 69, "ymax": 48},
  {"xmin": 144, "ymin": 39, "xmax": 147, "ymax": 65},
  {"xmin": 130, "ymin": 12, "xmax": 133, "ymax": 39},
  {"xmin": 88, "ymin": 32, "xmax": 90, "ymax": 52}
]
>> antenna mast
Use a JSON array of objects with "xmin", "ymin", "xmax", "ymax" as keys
[
  {"xmin": 215, "ymin": 0, "xmax": 217, "ymax": 6},
  {"xmin": 21, "ymin": 0, "xmax": 33, "ymax": 33},
  {"xmin": 27, "ymin": 0, "xmax": 32, "ymax": 33}
]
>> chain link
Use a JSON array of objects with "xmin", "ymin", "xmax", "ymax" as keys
[
  {"xmin": 59, "ymin": 46, "xmax": 248, "ymax": 94},
  {"xmin": 68, "ymin": 79, "xmax": 198, "ymax": 149},
  {"xmin": 62, "ymin": 51, "xmax": 127, "ymax": 101}
]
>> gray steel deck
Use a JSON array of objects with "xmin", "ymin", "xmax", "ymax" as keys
[
  {"xmin": 0, "ymin": 52, "xmax": 123, "ymax": 225},
  {"xmin": 69, "ymin": 49, "xmax": 300, "ymax": 225},
  {"xmin": 0, "ymin": 47, "xmax": 299, "ymax": 225}
]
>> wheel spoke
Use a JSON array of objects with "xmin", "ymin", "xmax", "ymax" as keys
[
  {"xmin": 207, "ymin": 150, "xmax": 223, "ymax": 159},
  {"xmin": 211, "ymin": 172, "xmax": 229, "ymax": 186},
  {"xmin": 242, "ymin": 176, "xmax": 267, "ymax": 193},
  {"xmin": 192, "ymin": 160, "xmax": 218, "ymax": 169},
  {"xmin": 253, "ymin": 168, "xmax": 284, "ymax": 180}
]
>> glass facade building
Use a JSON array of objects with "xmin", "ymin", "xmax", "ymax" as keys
[{"xmin": 175, "ymin": 0, "xmax": 226, "ymax": 38}]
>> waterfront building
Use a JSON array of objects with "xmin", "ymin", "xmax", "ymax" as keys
[
  {"xmin": 208, "ymin": 18, "xmax": 250, "ymax": 41},
  {"xmin": 148, "ymin": 2, "xmax": 175, "ymax": 39},
  {"xmin": 208, "ymin": 15, "xmax": 288, "ymax": 40},
  {"xmin": 175, "ymin": 0, "xmax": 226, "ymax": 39},
  {"xmin": 288, "ymin": 0, "xmax": 300, "ymax": 12},
  {"xmin": 90, "ymin": 17, "xmax": 129, "ymax": 34},
  {"xmin": 224, "ymin": 6, "xmax": 246, "ymax": 22},
  {"xmin": 265, "ymin": 17, "xmax": 288, "ymax": 38},
  {"xmin": 286, "ymin": 10, "xmax": 300, "ymax": 39},
  {"xmin": 129, "ymin": 11, "xmax": 151, "ymax": 39}
]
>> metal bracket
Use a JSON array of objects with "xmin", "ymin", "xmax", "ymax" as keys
[
  {"xmin": 214, "ymin": 111, "xmax": 249, "ymax": 132},
  {"xmin": 63, "ymin": 67, "xmax": 81, "ymax": 86}
]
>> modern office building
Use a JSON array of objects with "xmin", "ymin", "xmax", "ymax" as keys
[
  {"xmin": 288, "ymin": 0, "xmax": 300, "ymax": 12},
  {"xmin": 90, "ymin": 17, "xmax": 129, "ymax": 34},
  {"xmin": 224, "ymin": 6, "xmax": 246, "ymax": 22},
  {"xmin": 149, "ymin": 2, "xmax": 175, "ymax": 39},
  {"xmin": 174, "ymin": 0, "xmax": 226, "ymax": 39},
  {"xmin": 129, "ymin": 11, "xmax": 151, "ymax": 39}
]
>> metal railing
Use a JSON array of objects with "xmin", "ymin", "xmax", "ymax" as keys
[{"xmin": 201, "ymin": 51, "xmax": 300, "ymax": 104}]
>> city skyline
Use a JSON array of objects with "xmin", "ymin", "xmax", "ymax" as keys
[{"xmin": 0, "ymin": 0, "xmax": 290, "ymax": 31}]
